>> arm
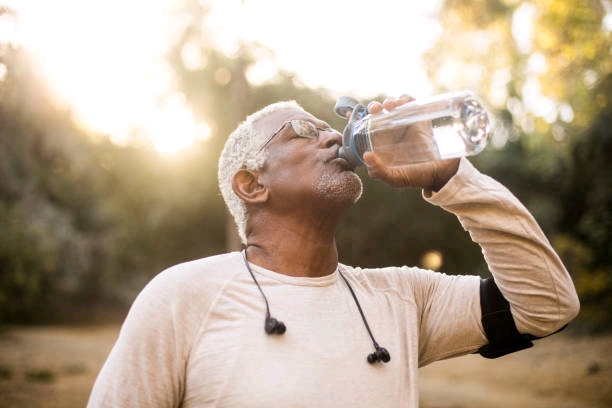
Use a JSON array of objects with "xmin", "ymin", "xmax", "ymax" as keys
[
  {"xmin": 362, "ymin": 96, "xmax": 579, "ymax": 360},
  {"xmin": 423, "ymin": 158, "xmax": 580, "ymax": 337}
]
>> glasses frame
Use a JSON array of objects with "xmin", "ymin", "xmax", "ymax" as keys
[{"xmin": 256, "ymin": 119, "xmax": 340, "ymax": 153}]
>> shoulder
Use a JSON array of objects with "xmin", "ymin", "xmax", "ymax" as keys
[
  {"xmin": 339, "ymin": 262, "xmax": 440, "ymax": 293},
  {"xmin": 142, "ymin": 251, "xmax": 245, "ymax": 300},
  {"xmin": 340, "ymin": 262, "xmax": 474, "ymax": 296},
  {"xmin": 128, "ymin": 252, "xmax": 245, "ymax": 322},
  {"xmin": 153, "ymin": 251, "xmax": 245, "ymax": 285},
  {"xmin": 117, "ymin": 252, "xmax": 246, "ymax": 350}
]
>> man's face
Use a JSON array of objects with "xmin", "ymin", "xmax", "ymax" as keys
[{"xmin": 253, "ymin": 108, "xmax": 363, "ymax": 210}]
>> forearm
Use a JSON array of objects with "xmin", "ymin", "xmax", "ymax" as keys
[{"xmin": 424, "ymin": 159, "xmax": 580, "ymax": 337}]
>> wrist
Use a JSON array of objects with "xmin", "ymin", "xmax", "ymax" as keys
[{"xmin": 430, "ymin": 158, "xmax": 460, "ymax": 192}]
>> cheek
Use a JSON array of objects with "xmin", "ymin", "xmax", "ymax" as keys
[
  {"xmin": 262, "ymin": 159, "xmax": 318, "ymax": 196},
  {"xmin": 262, "ymin": 144, "xmax": 333, "ymax": 199},
  {"xmin": 265, "ymin": 148, "xmax": 321, "ymax": 180},
  {"xmin": 279, "ymin": 169, "xmax": 320, "ymax": 191}
]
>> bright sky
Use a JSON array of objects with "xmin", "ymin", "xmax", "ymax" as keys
[{"xmin": 3, "ymin": 0, "xmax": 442, "ymax": 153}]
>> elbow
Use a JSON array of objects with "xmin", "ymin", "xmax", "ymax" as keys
[
  {"xmin": 515, "ymin": 290, "xmax": 581, "ymax": 338},
  {"xmin": 544, "ymin": 288, "xmax": 581, "ymax": 335},
  {"xmin": 561, "ymin": 290, "xmax": 580, "ymax": 326},
  {"xmin": 540, "ymin": 292, "xmax": 580, "ymax": 338},
  {"xmin": 554, "ymin": 277, "xmax": 581, "ymax": 329},
  {"xmin": 542, "ymin": 290, "xmax": 581, "ymax": 336},
  {"xmin": 538, "ymin": 268, "xmax": 582, "ymax": 335}
]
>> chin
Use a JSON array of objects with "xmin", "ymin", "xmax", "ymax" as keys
[{"xmin": 314, "ymin": 171, "xmax": 363, "ymax": 205}]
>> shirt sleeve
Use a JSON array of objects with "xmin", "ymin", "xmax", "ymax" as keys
[
  {"xmin": 86, "ymin": 268, "xmax": 200, "ymax": 408},
  {"xmin": 423, "ymin": 158, "xmax": 580, "ymax": 338},
  {"xmin": 408, "ymin": 267, "xmax": 483, "ymax": 366}
]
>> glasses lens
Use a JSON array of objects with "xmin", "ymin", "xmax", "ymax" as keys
[{"xmin": 290, "ymin": 120, "xmax": 318, "ymax": 139}]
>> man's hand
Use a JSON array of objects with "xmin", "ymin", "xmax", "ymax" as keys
[{"xmin": 358, "ymin": 95, "xmax": 459, "ymax": 192}]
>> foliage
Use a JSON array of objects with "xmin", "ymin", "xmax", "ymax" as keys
[
  {"xmin": 0, "ymin": 35, "xmax": 227, "ymax": 323},
  {"xmin": 0, "ymin": 202, "xmax": 56, "ymax": 322},
  {"xmin": 425, "ymin": 0, "xmax": 611, "ymax": 143},
  {"xmin": 556, "ymin": 96, "xmax": 612, "ymax": 330}
]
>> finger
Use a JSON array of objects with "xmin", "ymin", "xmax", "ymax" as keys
[
  {"xmin": 363, "ymin": 152, "xmax": 394, "ymax": 181},
  {"xmin": 382, "ymin": 98, "xmax": 397, "ymax": 111},
  {"xmin": 363, "ymin": 151, "xmax": 384, "ymax": 168},
  {"xmin": 367, "ymin": 101, "xmax": 383, "ymax": 114},
  {"xmin": 397, "ymin": 94, "xmax": 415, "ymax": 106},
  {"xmin": 398, "ymin": 94, "xmax": 415, "ymax": 102},
  {"xmin": 364, "ymin": 152, "xmax": 415, "ymax": 188}
]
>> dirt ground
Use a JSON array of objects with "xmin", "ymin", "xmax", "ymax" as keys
[
  {"xmin": 0, "ymin": 325, "xmax": 118, "ymax": 408},
  {"xmin": 0, "ymin": 325, "xmax": 610, "ymax": 408},
  {"xmin": 419, "ymin": 333, "xmax": 612, "ymax": 408}
]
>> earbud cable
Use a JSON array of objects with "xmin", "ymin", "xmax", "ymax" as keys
[
  {"xmin": 242, "ymin": 250, "xmax": 272, "ymax": 319},
  {"xmin": 338, "ymin": 268, "xmax": 381, "ymax": 351},
  {"xmin": 242, "ymin": 250, "xmax": 385, "ymax": 355}
]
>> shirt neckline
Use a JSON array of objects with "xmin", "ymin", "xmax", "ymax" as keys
[{"xmin": 240, "ymin": 253, "xmax": 339, "ymax": 287}]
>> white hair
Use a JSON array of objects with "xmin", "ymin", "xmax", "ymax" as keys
[{"xmin": 218, "ymin": 100, "xmax": 304, "ymax": 244}]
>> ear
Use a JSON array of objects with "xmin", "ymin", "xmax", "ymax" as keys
[{"xmin": 232, "ymin": 169, "xmax": 269, "ymax": 204}]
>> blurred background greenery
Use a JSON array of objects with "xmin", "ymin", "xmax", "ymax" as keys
[{"xmin": 0, "ymin": 0, "xmax": 610, "ymax": 334}]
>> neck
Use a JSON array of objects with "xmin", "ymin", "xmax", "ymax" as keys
[{"xmin": 245, "ymin": 207, "xmax": 346, "ymax": 278}]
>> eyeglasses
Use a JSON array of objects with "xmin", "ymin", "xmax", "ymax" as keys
[{"xmin": 257, "ymin": 119, "xmax": 341, "ymax": 153}]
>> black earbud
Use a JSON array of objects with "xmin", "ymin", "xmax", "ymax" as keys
[
  {"xmin": 265, "ymin": 316, "xmax": 286, "ymax": 335},
  {"xmin": 367, "ymin": 346, "xmax": 391, "ymax": 364},
  {"xmin": 339, "ymin": 271, "xmax": 392, "ymax": 365},
  {"xmin": 242, "ymin": 251, "xmax": 287, "ymax": 336}
]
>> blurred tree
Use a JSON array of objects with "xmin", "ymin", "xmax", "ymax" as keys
[
  {"xmin": 0, "ymin": 3, "xmax": 229, "ymax": 322},
  {"xmin": 556, "ymin": 86, "xmax": 612, "ymax": 330},
  {"xmin": 425, "ymin": 0, "xmax": 611, "ymax": 145},
  {"xmin": 0, "ymin": 39, "xmax": 103, "ymax": 321}
]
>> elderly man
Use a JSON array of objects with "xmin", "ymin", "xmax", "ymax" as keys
[{"xmin": 88, "ymin": 97, "xmax": 579, "ymax": 407}]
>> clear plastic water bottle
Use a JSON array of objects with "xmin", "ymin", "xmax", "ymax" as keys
[{"xmin": 334, "ymin": 91, "xmax": 490, "ymax": 167}]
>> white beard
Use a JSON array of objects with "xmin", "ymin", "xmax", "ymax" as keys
[{"xmin": 313, "ymin": 171, "xmax": 363, "ymax": 205}]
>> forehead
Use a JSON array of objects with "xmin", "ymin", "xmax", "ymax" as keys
[{"xmin": 253, "ymin": 107, "xmax": 325, "ymax": 136}]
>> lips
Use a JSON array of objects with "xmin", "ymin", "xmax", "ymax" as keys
[{"xmin": 330, "ymin": 157, "xmax": 356, "ymax": 172}]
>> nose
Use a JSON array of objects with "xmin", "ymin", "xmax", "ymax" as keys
[{"xmin": 319, "ymin": 128, "xmax": 342, "ymax": 149}]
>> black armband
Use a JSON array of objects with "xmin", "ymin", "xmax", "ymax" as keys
[
  {"xmin": 477, "ymin": 278, "xmax": 568, "ymax": 358},
  {"xmin": 477, "ymin": 277, "xmax": 534, "ymax": 358}
]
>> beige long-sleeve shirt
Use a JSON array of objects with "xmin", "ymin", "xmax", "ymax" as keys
[{"xmin": 87, "ymin": 158, "xmax": 579, "ymax": 407}]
